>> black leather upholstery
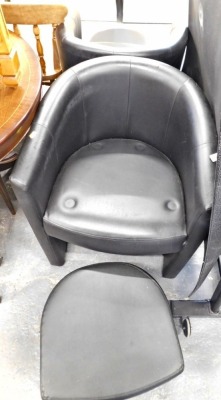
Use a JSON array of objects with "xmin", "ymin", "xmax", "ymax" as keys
[
  {"xmin": 11, "ymin": 56, "xmax": 216, "ymax": 277},
  {"xmin": 183, "ymin": 0, "xmax": 221, "ymax": 133},
  {"xmin": 44, "ymin": 139, "xmax": 186, "ymax": 255},
  {"xmin": 41, "ymin": 262, "xmax": 184, "ymax": 400},
  {"xmin": 174, "ymin": 0, "xmax": 221, "ymax": 288},
  {"xmin": 56, "ymin": 7, "xmax": 188, "ymax": 70}
]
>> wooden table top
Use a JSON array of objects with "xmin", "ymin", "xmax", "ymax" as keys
[{"xmin": 0, "ymin": 31, "xmax": 42, "ymax": 161}]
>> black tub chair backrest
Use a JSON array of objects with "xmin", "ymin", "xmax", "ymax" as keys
[{"xmin": 183, "ymin": 0, "xmax": 221, "ymax": 132}]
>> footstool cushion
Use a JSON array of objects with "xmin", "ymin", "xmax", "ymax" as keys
[{"xmin": 41, "ymin": 262, "xmax": 184, "ymax": 400}]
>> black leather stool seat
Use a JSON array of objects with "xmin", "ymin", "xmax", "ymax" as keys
[
  {"xmin": 41, "ymin": 262, "xmax": 184, "ymax": 400},
  {"xmin": 44, "ymin": 139, "xmax": 186, "ymax": 255}
]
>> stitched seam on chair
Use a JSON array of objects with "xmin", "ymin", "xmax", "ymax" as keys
[
  {"xmin": 126, "ymin": 58, "xmax": 132, "ymax": 137},
  {"xmin": 162, "ymin": 77, "xmax": 191, "ymax": 148},
  {"xmin": 192, "ymin": 140, "xmax": 217, "ymax": 150},
  {"xmin": 71, "ymin": 70, "xmax": 88, "ymax": 143},
  {"xmin": 43, "ymin": 218, "xmax": 186, "ymax": 242}
]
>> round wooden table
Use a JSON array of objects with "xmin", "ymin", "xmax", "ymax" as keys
[{"xmin": 0, "ymin": 32, "xmax": 42, "ymax": 214}]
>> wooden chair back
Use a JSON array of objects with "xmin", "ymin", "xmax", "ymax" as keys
[{"xmin": 1, "ymin": 3, "xmax": 68, "ymax": 84}]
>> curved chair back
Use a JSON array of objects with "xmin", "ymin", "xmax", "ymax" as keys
[
  {"xmin": 183, "ymin": 0, "xmax": 221, "ymax": 131},
  {"xmin": 182, "ymin": 0, "xmax": 221, "ymax": 288},
  {"xmin": 56, "ymin": 1, "xmax": 188, "ymax": 70}
]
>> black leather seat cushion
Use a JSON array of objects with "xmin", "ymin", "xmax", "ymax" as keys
[
  {"xmin": 44, "ymin": 139, "xmax": 186, "ymax": 255},
  {"xmin": 41, "ymin": 262, "xmax": 184, "ymax": 400}
]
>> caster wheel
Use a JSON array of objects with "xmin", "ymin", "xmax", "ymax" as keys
[{"xmin": 182, "ymin": 317, "xmax": 191, "ymax": 337}]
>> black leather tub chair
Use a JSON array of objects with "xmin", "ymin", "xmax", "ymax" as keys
[
  {"xmin": 56, "ymin": 0, "xmax": 188, "ymax": 70},
  {"xmin": 10, "ymin": 55, "xmax": 216, "ymax": 278}
]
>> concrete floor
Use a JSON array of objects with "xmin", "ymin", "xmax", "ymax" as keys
[{"xmin": 1, "ymin": 186, "xmax": 221, "ymax": 400}]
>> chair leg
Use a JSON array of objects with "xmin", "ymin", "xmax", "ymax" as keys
[
  {"xmin": 163, "ymin": 212, "xmax": 210, "ymax": 278},
  {"xmin": 0, "ymin": 175, "xmax": 16, "ymax": 215},
  {"xmin": 116, "ymin": 0, "xmax": 123, "ymax": 21}
]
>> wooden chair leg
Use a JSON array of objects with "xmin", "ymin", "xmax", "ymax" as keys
[{"xmin": 0, "ymin": 175, "xmax": 16, "ymax": 215}]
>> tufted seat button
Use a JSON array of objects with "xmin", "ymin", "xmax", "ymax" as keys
[
  {"xmin": 92, "ymin": 142, "xmax": 103, "ymax": 150},
  {"xmin": 44, "ymin": 139, "xmax": 186, "ymax": 255},
  {"xmin": 135, "ymin": 142, "xmax": 146, "ymax": 151},
  {"xmin": 64, "ymin": 199, "xmax": 76, "ymax": 209},
  {"xmin": 166, "ymin": 200, "xmax": 178, "ymax": 211}
]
